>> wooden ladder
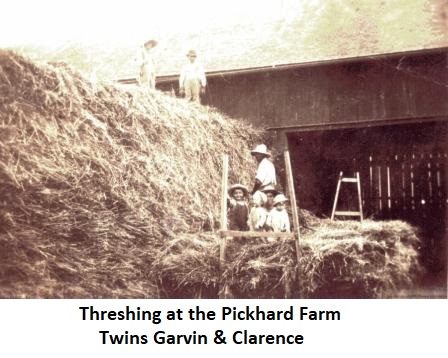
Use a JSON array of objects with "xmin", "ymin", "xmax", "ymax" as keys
[
  {"xmin": 218, "ymin": 150, "xmax": 301, "ymax": 298},
  {"xmin": 331, "ymin": 171, "xmax": 363, "ymax": 221}
]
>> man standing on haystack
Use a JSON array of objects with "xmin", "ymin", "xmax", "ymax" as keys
[
  {"xmin": 250, "ymin": 144, "xmax": 277, "ymax": 195},
  {"xmin": 137, "ymin": 39, "xmax": 158, "ymax": 91},
  {"xmin": 179, "ymin": 49, "xmax": 206, "ymax": 103}
]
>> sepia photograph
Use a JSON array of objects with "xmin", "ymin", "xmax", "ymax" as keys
[{"xmin": 0, "ymin": 0, "xmax": 447, "ymax": 299}]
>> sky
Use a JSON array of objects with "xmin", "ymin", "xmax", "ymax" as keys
[{"xmin": 0, "ymin": 0, "xmax": 307, "ymax": 48}]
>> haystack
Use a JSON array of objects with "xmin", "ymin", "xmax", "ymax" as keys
[{"xmin": 0, "ymin": 50, "xmax": 262, "ymax": 298}]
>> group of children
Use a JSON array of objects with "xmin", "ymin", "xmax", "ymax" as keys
[{"xmin": 227, "ymin": 183, "xmax": 291, "ymax": 234}]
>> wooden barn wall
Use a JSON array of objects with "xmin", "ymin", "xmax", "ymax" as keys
[{"xmin": 188, "ymin": 52, "xmax": 448, "ymax": 128}]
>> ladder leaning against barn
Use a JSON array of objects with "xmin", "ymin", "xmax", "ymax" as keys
[
  {"xmin": 218, "ymin": 151, "xmax": 301, "ymax": 299},
  {"xmin": 331, "ymin": 171, "xmax": 363, "ymax": 221}
]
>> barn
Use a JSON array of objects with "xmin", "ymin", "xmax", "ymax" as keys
[{"xmin": 118, "ymin": 2, "xmax": 448, "ymax": 289}]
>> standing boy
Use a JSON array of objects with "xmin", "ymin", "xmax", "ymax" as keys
[
  {"xmin": 137, "ymin": 39, "xmax": 158, "ymax": 91},
  {"xmin": 227, "ymin": 183, "xmax": 250, "ymax": 231},
  {"xmin": 179, "ymin": 50, "xmax": 206, "ymax": 103}
]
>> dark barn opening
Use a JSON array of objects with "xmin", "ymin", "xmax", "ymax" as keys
[{"xmin": 287, "ymin": 120, "xmax": 447, "ymax": 280}]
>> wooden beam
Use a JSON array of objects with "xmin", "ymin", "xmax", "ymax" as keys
[
  {"xmin": 219, "ymin": 230, "xmax": 294, "ymax": 238},
  {"xmin": 284, "ymin": 150, "xmax": 301, "ymax": 260},
  {"xmin": 220, "ymin": 154, "xmax": 229, "ymax": 233},
  {"xmin": 334, "ymin": 211, "xmax": 363, "ymax": 216},
  {"xmin": 219, "ymin": 154, "xmax": 229, "ymax": 299},
  {"xmin": 331, "ymin": 172, "xmax": 343, "ymax": 220},
  {"xmin": 284, "ymin": 149, "xmax": 301, "ymax": 299},
  {"xmin": 356, "ymin": 172, "xmax": 364, "ymax": 221}
]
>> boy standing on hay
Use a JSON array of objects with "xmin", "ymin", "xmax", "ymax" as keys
[
  {"xmin": 227, "ymin": 184, "xmax": 250, "ymax": 231},
  {"xmin": 179, "ymin": 50, "xmax": 206, "ymax": 103},
  {"xmin": 250, "ymin": 144, "xmax": 277, "ymax": 195},
  {"xmin": 266, "ymin": 194, "xmax": 291, "ymax": 232},
  {"xmin": 137, "ymin": 39, "xmax": 158, "ymax": 91}
]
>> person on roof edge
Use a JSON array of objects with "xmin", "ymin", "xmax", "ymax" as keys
[
  {"xmin": 250, "ymin": 144, "xmax": 277, "ymax": 195},
  {"xmin": 179, "ymin": 49, "xmax": 206, "ymax": 103},
  {"xmin": 137, "ymin": 39, "xmax": 158, "ymax": 91}
]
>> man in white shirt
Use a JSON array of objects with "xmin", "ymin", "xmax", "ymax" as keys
[
  {"xmin": 250, "ymin": 144, "xmax": 277, "ymax": 195},
  {"xmin": 137, "ymin": 39, "xmax": 157, "ymax": 91},
  {"xmin": 179, "ymin": 50, "xmax": 206, "ymax": 103}
]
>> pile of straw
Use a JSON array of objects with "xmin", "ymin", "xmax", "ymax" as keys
[
  {"xmin": 152, "ymin": 217, "xmax": 423, "ymax": 298},
  {"xmin": 0, "ymin": 50, "xmax": 262, "ymax": 298},
  {"xmin": 151, "ymin": 233, "xmax": 220, "ymax": 298},
  {"xmin": 298, "ymin": 220, "xmax": 422, "ymax": 298}
]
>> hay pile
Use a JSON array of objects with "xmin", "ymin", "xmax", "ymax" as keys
[
  {"xmin": 0, "ymin": 50, "xmax": 262, "ymax": 298},
  {"xmin": 152, "ymin": 216, "xmax": 423, "ymax": 299}
]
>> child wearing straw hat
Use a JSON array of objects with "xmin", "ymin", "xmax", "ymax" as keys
[
  {"xmin": 227, "ymin": 183, "xmax": 250, "ymax": 231},
  {"xmin": 266, "ymin": 193, "xmax": 291, "ymax": 233}
]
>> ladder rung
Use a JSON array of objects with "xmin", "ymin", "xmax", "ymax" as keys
[
  {"xmin": 341, "ymin": 178, "xmax": 358, "ymax": 183},
  {"xmin": 334, "ymin": 211, "xmax": 362, "ymax": 216}
]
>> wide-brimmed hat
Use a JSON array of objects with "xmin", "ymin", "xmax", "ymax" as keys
[
  {"xmin": 261, "ymin": 185, "xmax": 278, "ymax": 196},
  {"xmin": 144, "ymin": 39, "xmax": 158, "ymax": 48},
  {"xmin": 186, "ymin": 49, "xmax": 197, "ymax": 57},
  {"xmin": 273, "ymin": 193, "xmax": 288, "ymax": 206},
  {"xmin": 250, "ymin": 144, "xmax": 270, "ymax": 157},
  {"xmin": 228, "ymin": 183, "xmax": 249, "ymax": 197}
]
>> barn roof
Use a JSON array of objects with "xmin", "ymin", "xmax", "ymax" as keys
[{"xmin": 116, "ymin": 0, "xmax": 448, "ymax": 80}]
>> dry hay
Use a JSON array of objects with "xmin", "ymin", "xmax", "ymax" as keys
[
  {"xmin": 0, "ymin": 50, "xmax": 263, "ymax": 298},
  {"xmin": 152, "ymin": 218, "xmax": 423, "ymax": 299},
  {"xmin": 151, "ymin": 233, "xmax": 220, "ymax": 298},
  {"xmin": 298, "ymin": 219, "xmax": 422, "ymax": 298}
]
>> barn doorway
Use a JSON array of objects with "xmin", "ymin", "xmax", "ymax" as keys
[{"xmin": 287, "ymin": 120, "xmax": 447, "ymax": 281}]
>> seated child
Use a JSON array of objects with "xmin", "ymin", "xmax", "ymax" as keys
[
  {"xmin": 227, "ymin": 183, "xmax": 249, "ymax": 231},
  {"xmin": 265, "ymin": 193, "xmax": 291, "ymax": 232},
  {"xmin": 249, "ymin": 190, "xmax": 268, "ymax": 231}
]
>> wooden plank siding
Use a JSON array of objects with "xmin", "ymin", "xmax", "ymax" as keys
[{"xmin": 157, "ymin": 51, "xmax": 448, "ymax": 129}]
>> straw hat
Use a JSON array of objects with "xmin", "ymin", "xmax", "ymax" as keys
[
  {"xmin": 186, "ymin": 49, "xmax": 197, "ymax": 57},
  {"xmin": 250, "ymin": 144, "xmax": 270, "ymax": 157},
  {"xmin": 144, "ymin": 39, "xmax": 158, "ymax": 48},
  {"xmin": 228, "ymin": 183, "xmax": 249, "ymax": 197},
  {"xmin": 261, "ymin": 185, "xmax": 278, "ymax": 196},
  {"xmin": 273, "ymin": 193, "xmax": 288, "ymax": 206}
]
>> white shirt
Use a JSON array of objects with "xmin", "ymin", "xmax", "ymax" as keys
[
  {"xmin": 256, "ymin": 157, "xmax": 277, "ymax": 188},
  {"xmin": 179, "ymin": 61, "xmax": 206, "ymax": 87},
  {"xmin": 249, "ymin": 206, "xmax": 268, "ymax": 231},
  {"xmin": 136, "ymin": 47, "xmax": 155, "ymax": 73},
  {"xmin": 266, "ymin": 209, "xmax": 290, "ymax": 232}
]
